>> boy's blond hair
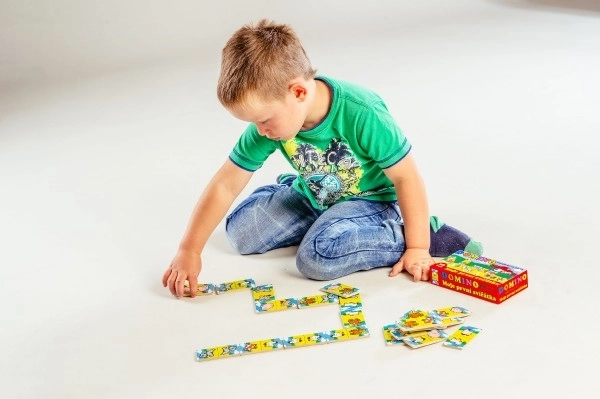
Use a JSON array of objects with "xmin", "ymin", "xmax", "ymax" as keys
[{"xmin": 217, "ymin": 19, "xmax": 317, "ymax": 107}]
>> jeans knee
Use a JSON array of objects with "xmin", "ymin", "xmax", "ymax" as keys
[
  {"xmin": 226, "ymin": 217, "xmax": 261, "ymax": 255},
  {"xmin": 296, "ymin": 244, "xmax": 339, "ymax": 281}
]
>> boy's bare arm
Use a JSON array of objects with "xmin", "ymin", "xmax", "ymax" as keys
[
  {"xmin": 178, "ymin": 159, "xmax": 253, "ymax": 253},
  {"xmin": 163, "ymin": 159, "xmax": 253, "ymax": 297},
  {"xmin": 383, "ymin": 153, "xmax": 434, "ymax": 281}
]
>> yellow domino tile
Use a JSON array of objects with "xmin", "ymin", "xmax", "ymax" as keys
[
  {"xmin": 256, "ymin": 298, "xmax": 299, "ymax": 313},
  {"xmin": 240, "ymin": 341, "xmax": 263, "ymax": 355},
  {"xmin": 183, "ymin": 282, "xmax": 214, "ymax": 297},
  {"xmin": 320, "ymin": 282, "xmax": 360, "ymax": 298},
  {"xmin": 382, "ymin": 325, "xmax": 404, "ymax": 345},
  {"xmin": 301, "ymin": 333, "xmax": 322, "ymax": 347},
  {"xmin": 338, "ymin": 294, "xmax": 363, "ymax": 309},
  {"xmin": 259, "ymin": 338, "xmax": 286, "ymax": 351},
  {"xmin": 341, "ymin": 312, "xmax": 366, "ymax": 329},
  {"xmin": 439, "ymin": 317, "xmax": 465, "ymax": 328},
  {"xmin": 431, "ymin": 306, "xmax": 471, "ymax": 318},
  {"xmin": 397, "ymin": 315, "xmax": 444, "ymax": 333},
  {"xmin": 297, "ymin": 294, "xmax": 338, "ymax": 308},
  {"xmin": 443, "ymin": 326, "xmax": 482, "ymax": 350},
  {"xmin": 283, "ymin": 335, "xmax": 307, "ymax": 348},
  {"xmin": 252, "ymin": 284, "xmax": 276, "ymax": 302},
  {"xmin": 403, "ymin": 330, "xmax": 449, "ymax": 349},
  {"xmin": 329, "ymin": 329, "xmax": 352, "ymax": 342},
  {"xmin": 345, "ymin": 327, "xmax": 370, "ymax": 339},
  {"xmin": 216, "ymin": 279, "xmax": 255, "ymax": 294}
]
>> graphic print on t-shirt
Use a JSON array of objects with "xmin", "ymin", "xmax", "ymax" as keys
[{"xmin": 283, "ymin": 138, "xmax": 363, "ymax": 207}]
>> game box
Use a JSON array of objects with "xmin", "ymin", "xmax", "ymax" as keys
[{"xmin": 429, "ymin": 250, "xmax": 528, "ymax": 304}]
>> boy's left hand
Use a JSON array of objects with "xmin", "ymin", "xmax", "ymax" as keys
[{"xmin": 389, "ymin": 248, "xmax": 434, "ymax": 282}]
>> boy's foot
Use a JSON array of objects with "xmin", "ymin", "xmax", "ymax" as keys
[
  {"xmin": 276, "ymin": 173, "xmax": 297, "ymax": 186},
  {"xmin": 429, "ymin": 216, "xmax": 483, "ymax": 257}
]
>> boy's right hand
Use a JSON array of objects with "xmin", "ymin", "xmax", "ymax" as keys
[{"xmin": 162, "ymin": 249, "xmax": 202, "ymax": 298}]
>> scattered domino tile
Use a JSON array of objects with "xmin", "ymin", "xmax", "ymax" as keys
[
  {"xmin": 397, "ymin": 307, "xmax": 469, "ymax": 331},
  {"xmin": 443, "ymin": 326, "xmax": 482, "ymax": 349},
  {"xmin": 397, "ymin": 312, "xmax": 445, "ymax": 333},
  {"xmin": 439, "ymin": 316, "xmax": 465, "ymax": 328},
  {"xmin": 403, "ymin": 329, "xmax": 449, "ymax": 349},
  {"xmin": 431, "ymin": 306, "xmax": 471, "ymax": 318},
  {"xmin": 320, "ymin": 282, "xmax": 360, "ymax": 298},
  {"xmin": 383, "ymin": 306, "xmax": 479, "ymax": 350},
  {"xmin": 183, "ymin": 282, "xmax": 215, "ymax": 297},
  {"xmin": 382, "ymin": 324, "xmax": 405, "ymax": 345},
  {"xmin": 390, "ymin": 328, "xmax": 435, "ymax": 341},
  {"xmin": 400, "ymin": 309, "xmax": 430, "ymax": 320}
]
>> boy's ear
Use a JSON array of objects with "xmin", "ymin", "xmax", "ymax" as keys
[{"xmin": 289, "ymin": 81, "xmax": 308, "ymax": 102}]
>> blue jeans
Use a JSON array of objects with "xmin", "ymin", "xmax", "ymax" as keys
[{"xmin": 225, "ymin": 184, "xmax": 406, "ymax": 280}]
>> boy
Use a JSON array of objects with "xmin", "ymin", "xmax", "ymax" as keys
[{"xmin": 162, "ymin": 19, "xmax": 482, "ymax": 298}]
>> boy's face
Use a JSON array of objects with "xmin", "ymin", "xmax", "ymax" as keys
[{"xmin": 227, "ymin": 84, "xmax": 309, "ymax": 141}]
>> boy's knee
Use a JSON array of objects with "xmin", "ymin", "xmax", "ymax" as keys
[
  {"xmin": 296, "ymin": 245, "xmax": 338, "ymax": 281},
  {"xmin": 226, "ymin": 232, "xmax": 250, "ymax": 255},
  {"xmin": 228, "ymin": 237, "xmax": 256, "ymax": 255},
  {"xmin": 226, "ymin": 220, "xmax": 261, "ymax": 255}
]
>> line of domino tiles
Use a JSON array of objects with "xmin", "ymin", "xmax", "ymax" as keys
[{"xmin": 185, "ymin": 279, "xmax": 369, "ymax": 361}]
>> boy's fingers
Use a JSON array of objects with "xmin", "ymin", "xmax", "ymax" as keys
[
  {"xmin": 412, "ymin": 266, "xmax": 422, "ymax": 281},
  {"xmin": 175, "ymin": 276, "xmax": 187, "ymax": 298},
  {"xmin": 188, "ymin": 275, "xmax": 198, "ymax": 298},
  {"xmin": 166, "ymin": 270, "xmax": 178, "ymax": 296},
  {"xmin": 389, "ymin": 261, "xmax": 404, "ymax": 277},
  {"xmin": 406, "ymin": 264, "xmax": 422, "ymax": 282},
  {"xmin": 162, "ymin": 267, "xmax": 172, "ymax": 287}
]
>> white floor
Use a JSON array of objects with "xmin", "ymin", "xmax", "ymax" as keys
[{"xmin": 2, "ymin": 1, "xmax": 599, "ymax": 398}]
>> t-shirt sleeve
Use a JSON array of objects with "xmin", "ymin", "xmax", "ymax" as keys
[
  {"xmin": 357, "ymin": 101, "xmax": 411, "ymax": 169},
  {"xmin": 228, "ymin": 124, "xmax": 278, "ymax": 172}
]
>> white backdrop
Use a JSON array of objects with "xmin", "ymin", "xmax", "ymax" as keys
[
  {"xmin": 1, "ymin": 1, "xmax": 600, "ymax": 398},
  {"xmin": 1, "ymin": 0, "xmax": 449, "ymax": 88},
  {"xmin": 6, "ymin": 0, "xmax": 597, "ymax": 89}
]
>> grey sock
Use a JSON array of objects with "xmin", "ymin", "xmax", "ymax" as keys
[{"xmin": 429, "ymin": 216, "xmax": 483, "ymax": 257}]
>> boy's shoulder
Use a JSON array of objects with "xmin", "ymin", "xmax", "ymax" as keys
[{"xmin": 317, "ymin": 75, "xmax": 383, "ymax": 106}]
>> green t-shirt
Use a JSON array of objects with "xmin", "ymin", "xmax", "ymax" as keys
[{"xmin": 229, "ymin": 76, "xmax": 412, "ymax": 210}]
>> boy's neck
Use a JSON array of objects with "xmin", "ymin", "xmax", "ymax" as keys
[{"xmin": 302, "ymin": 79, "xmax": 331, "ymax": 130}]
